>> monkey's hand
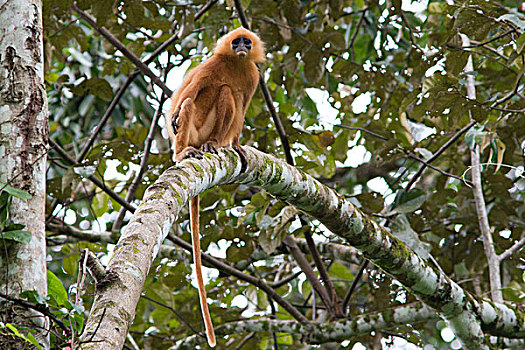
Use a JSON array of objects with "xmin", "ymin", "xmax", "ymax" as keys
[
  {"xmin": 174, "ymin": 146, "xmax": 203, "ymax": 162},
  {"xmin": 232, "ymin": 144, "xmax": 248, "ymax": 173},
  {"xmin": 201, "ymin": 141, "xmax": 220, "ymax": 154}
]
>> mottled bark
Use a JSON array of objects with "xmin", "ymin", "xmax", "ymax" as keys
[
  {"xmin": 0, "ymin": 0, "xmax": 48, "ymax": 348},
  {"xmin": 80, "ymin": 147, "xmax": 524, "ymax": 349},
  {"xmin": 175, "ymin": 303, "xmax": 437, "ymax": 348}
]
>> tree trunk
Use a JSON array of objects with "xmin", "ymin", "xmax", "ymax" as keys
[{"xmin": 0, "ymin": 0, "xmax": 49, "ymax": 348}]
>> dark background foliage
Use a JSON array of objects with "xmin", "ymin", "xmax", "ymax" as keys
[{"xmin": 42, "ymin": 0, "xmax": 524, "ymax": 348}]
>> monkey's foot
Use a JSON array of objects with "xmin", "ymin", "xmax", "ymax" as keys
[
  {"xmin": 232, "ymin": 145, "xmax": 248, "ymax": 173},
  {"xmin": 201, "ymin": 141, "xmax": 219, "ymax": 154},
  {"xmin": 174, "ymin": 146, "xmax": 203, "ymax": 162}
]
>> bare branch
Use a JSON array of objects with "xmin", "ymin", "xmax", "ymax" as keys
[
  {"xmin": 461, "ymin": 33, "xmax": 502, "ymax": 303},
  {"xmin": 283, "ymin": 236, "xmax": 334, "ymax": 318},
  {"xmin": 498, "ymin": 236, "xmax": 525, "ymax": 261}
]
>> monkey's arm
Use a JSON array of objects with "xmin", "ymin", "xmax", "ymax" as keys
[{"xmin": 167, "ymin": 71, "xmax": 213, "ymax": 140}]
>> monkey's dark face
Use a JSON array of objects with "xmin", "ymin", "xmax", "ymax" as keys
[{"xmin": 231, "ymin": 36, "xmax": 252, "ymax": 57}]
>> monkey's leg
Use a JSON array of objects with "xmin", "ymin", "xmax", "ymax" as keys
[
  {"xmin": 174, "ymin": 146, "xmax": 202, "ymax": 161},
  {"xmin": 174, "ymin": 98, "xmax": 203, "ymax": 162},
  {"xmin": 201, "ymin": 86, "xmax": 235, "ymax": 154}
]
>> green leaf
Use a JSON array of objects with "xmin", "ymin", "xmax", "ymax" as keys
[
  {"xmin": 20, "ymin": 290, "xmax": 47, "ymax": 305},
  {"xmin": 1, "ymin": 323, "xmax": 42, "ymax": 350},
  {"xmin": 464, "ymin": 124, "xmax": 486, "ymax": 150},
  {"xmin": 1, "ymin": 229, "xmax": 32, "ymax": 244},
  {"xmin": 453, "ymin": 262, "xmax": 469, "ymax": 279},
  {"xmin": 356, "ymin": 192, "xmax": 384, "ymax": 214},
  {"xmin": 354, "ymin": 0, "xmax": 365, "ymax": 9},
  {"xmin": 0, "ymin": 183, "xmax": 32, "ymax": 200},
  {"xmin": 330, "ymin": 262, "xmax": 354, "ymax": 280},
  {"xmin": 0, "ymin": 192, "xmax": 9, "ymax": 227},
  {"xmin": 392, "ymin": 189, "xmax": 426, "ymax": 214},
  {"xmin": 70, "ymin": 77, "xmax": 114, "ymax": 101},
  {"xmin": 25, "ymin": 332, "xmax": 42, "ymax": 350},
  {"xmin": 517, "ymin": 33, "xmax": 525, "ymax": 54},
  {"xmin": 47, "ymin": 270, "xmax": 68, "ymax": 305}
]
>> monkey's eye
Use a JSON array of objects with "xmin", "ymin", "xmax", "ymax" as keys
[{"xmin": 231, "ymin": 37, "xmax": 252, "ymax": 51}]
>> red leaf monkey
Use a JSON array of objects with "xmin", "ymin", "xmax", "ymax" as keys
[{"xmin": 166, "ymin": 28, "xmax": 265, "ymax": 347}]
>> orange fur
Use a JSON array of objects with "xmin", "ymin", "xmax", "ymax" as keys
[{"xmin": 166, "ymin": 27, "xmax": 265, "ymax": 348}]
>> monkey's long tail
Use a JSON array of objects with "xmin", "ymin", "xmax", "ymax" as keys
[{"xmin": 190, "ymin": 195, "xmax": 216, "ymax": 347}]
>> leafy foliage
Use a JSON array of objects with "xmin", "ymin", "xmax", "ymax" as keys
[{"xmin": 41, "ymin": 0, "xmax": 525, "ymax": 348}]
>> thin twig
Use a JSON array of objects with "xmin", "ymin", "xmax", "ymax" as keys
[
  {"xmin": 234, "ymin": 332, "xmax": 256, "ymax": 350},
  {"xmin": 140, "ymin": 294, "xmax": 204, "ymax": 337},
  {"xmin": 0, "ymin": 292, "xmax": 70, "ymax": 334},
  {"xmin": 302, "ymin": 224, "xmax": 342, "ymax": 317},
  {"xmin": 498, "ymin": 236, "xmax": 525, "ymax": 261},
  {"xmin": 491, "ymin": 76, "xmax": 522, "ymax": 108},
  {"xmin": 72, "ymin": 3, "xmax": 172, "ymax": 97},
  {"xmin": 452, "ymin": 29, "xmax": 515, "ymax": 49},
  {"xmin": 405, "ymin": 120, "xmax": 476, "ymax": 191},
  {"xmin": 270, "ymin": 270, "xmax": 303, "ymax": 288},
  {"xmin": 461, "ymin": 33, "xmax": 502, "ymax": 303},
  {"xmin": 399, "ymin": 10, "xmax": 423, "ymax": 52},
  {"xmin": 84, "ymin": 307, "xmax": 107, "ymax": 345},
  {"xmin": 194, "ymin": 0, "xmax": 219, "ymax": 21},
  {"xmin": 349, "ymin": 9, "xmax": 367, "ymax": 60},
  {"xmin": 49, "ymin": 139, "xmax": 136, "ymax": 213},
  {"xmin": 406, "ymin": 153, "xmax": 473, "ymax": 186},
  {"xmin": 342, "ymin": 260, "xmax": 368, "ymax": 314},
  {"xmin": 458, "ymin": 93, "xmax": 525, "ymax": 113},
  {"xmin": 333, "ymin": 124, "xmax": 388, "ymax": 140}
]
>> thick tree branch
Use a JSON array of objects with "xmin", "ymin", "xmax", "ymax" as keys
[
  {"xmin": 79, "ymin": 147, "xmax": 524, "ymax": 349},
  {"xmin": 174, "ymin": 302, "xmax": 437, "ymax": 348},
  {"xmin": 47, "ymin": 222, "xmax": 116, "ymax": 243}
]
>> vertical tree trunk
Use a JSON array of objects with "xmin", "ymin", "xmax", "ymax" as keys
[{"xmin": 0, "ymin": 0, "xmax": 48, "ymax": 348}]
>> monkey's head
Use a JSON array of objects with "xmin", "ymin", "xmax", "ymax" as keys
[{"xmin": 215, "ymin": 27, "xmax": 266, "ymax": 63}]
